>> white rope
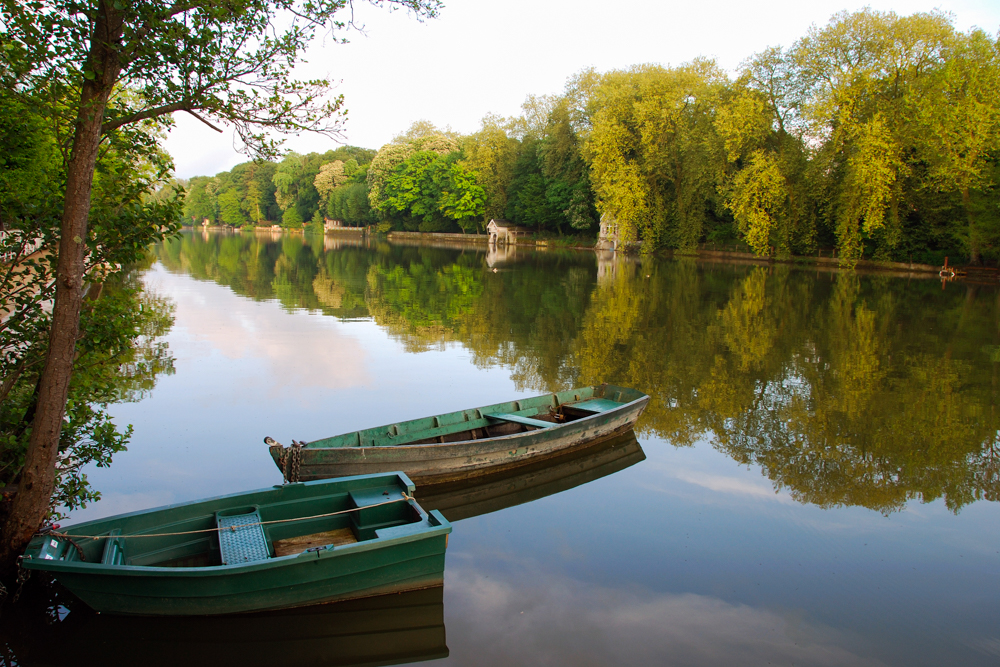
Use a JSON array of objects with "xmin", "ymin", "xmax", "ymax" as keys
[{"xmin": 44, "ymin": 494, "xmax": 415, "ymax": 542}]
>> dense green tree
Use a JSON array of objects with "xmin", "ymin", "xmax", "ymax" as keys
[
  {"xmin": 715, "ymin": 48, "xmax": 814, "ymax": 255},
  {"xmin": 790, "ymin": 9, "xmax": 959, "ymax": 261},
  {"xmin": 461, "ymin": 114, "xmax": 520, "ymax": 225},
  {"xmin": 314, "ymin": 160, "xmax": 347, "ymax": 208},
  {"xmin": 182, "ymin": 176, "xmax": 217, "ymax": 224},
  {"xmin": 367, "ymin": 131, "xmax": 459, "ymax": 215},
  {"xmin": 378, "ymin": 151, "xmax": 485, "ymax": 232},
  {"xmin": 586, "ymin": 60, "xmax": 729, "ymax": 248},
  {"xmin": 539, "ymin": 99, "xmax": 597, "ymax": 232},
  {"xmin": 909, "ymin": 28, "xmax": 1000, "ymax": 261},
  {"xmin": 217, "ymin": 189, "xmax": 245, "ymax": 227},
  {"xmin": 327, "ymin": 181, "xmax": 374, "ymax": 226},
  {"xmin": 506, "ymin": 138, "xmax": 560, "ymax": 231}
]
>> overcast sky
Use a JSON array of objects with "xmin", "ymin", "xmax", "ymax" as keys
[{"xmin": 164, "ymin": 0, "xmax": 1000, "ymax": 180}]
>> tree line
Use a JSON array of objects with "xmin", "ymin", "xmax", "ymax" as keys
[{"xmin": 184, "ymin": 9, "xmax": 1000, "ymax": 264}]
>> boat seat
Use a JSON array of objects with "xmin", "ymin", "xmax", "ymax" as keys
[
  {"xmin": 567, "ymin": 398, "xmax": 621, "ymax": 413},
  {"xmin": 486, "ymin": 413, "xmax": 556, "ymax": 429},
  {"xmin": 101, "ymin": 529, "xmax": 125, "ymax": 566},
  {"xmin": 216, "ymin": 508, "xmax": 271, "ymax": 565}
]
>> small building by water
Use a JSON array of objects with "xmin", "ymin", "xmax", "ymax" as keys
[
  {"xmin": 596, "ymin": 213, "xmax": 619, "ymax": 251},
  {"xmin": 487, "ymin": 219, "xmax": 530, "ymax": 246}
]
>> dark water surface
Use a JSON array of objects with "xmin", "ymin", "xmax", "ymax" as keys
[{"xmin": 10, "ymin": 230, "xmax": 1000, "ymax": 666}]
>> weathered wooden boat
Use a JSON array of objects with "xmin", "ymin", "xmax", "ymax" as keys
[
  {"xmin": 417, "ymin": 429, "xmax": 645, "ymax": 522},
  {"xmin": 8, "ymin": 586, "xmax": 448, "ymax": 667},
  {"xmin": 20, "ymin": 472, "xmax": 451, "ymax": 616},
  {"xmin": 268, "ymin": 384, "xmax": 649, "ymax": 484}
]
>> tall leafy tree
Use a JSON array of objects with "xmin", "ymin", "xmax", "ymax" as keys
[
  {"xmin": 586, "ymin": 60, "xmax": 728, "ymax": 248},
  {"xmin": 716, "ymin": 50, "xmax": 814, "ymax": 256},
  {"xmin": 790, "ymin": 9, "xmax": 956, "ymax": 261},
  {"xmin": 367, "ymin": 132, "xmax": 458, "ymax": 215},
  {"xmin": 461, "ymin": 114, "xmax": 519, "ymax": 224},
  {"xmin": 379, "ymin": 151, "xmax": 484, "ymax": 232},
  {"xmin": 910, "ymin": 29, "xmax": 1000, "ymax": 262}
]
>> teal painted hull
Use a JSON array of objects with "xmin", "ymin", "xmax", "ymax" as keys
[
  {"xmin": 22, "ymin": 473, "xmax": 451, "ymax": 616},
  {"xmin": 269, "ymin": 384, "xmax": 649, "ymax": 484}
]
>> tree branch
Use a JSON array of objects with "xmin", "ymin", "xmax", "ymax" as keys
[
  {"xmin": 101, "ymin": 101, "xmax": 190, "ymax": 133},
  {"xmin": 186, "ymin": 109, "xmax": 223, "ymax": 132}
]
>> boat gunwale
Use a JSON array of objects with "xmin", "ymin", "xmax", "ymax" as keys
[
  {"xmin": 388, "ymin": 395, "xmax": 648, "ymax": 450},
  {"xmin": 32, "ymin": 472, "xmax": 417, "ymax": 534},
  {"xmin": 300, "ymin": 389, "xmax": 650, "ymax": 453}
]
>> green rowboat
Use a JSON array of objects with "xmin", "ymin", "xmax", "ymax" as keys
[
  {"xmin": 21, "ymin": 472, "xmax": 451, "ymax": 616},
  {"xmin": 268, "ymin": 384, "xmax": 649, "ymax": 484}
]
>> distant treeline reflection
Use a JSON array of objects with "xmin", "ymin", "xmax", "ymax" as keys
[{"xmin": 158, "ymin": 233, "xmax": 1000, "ymax": 513}]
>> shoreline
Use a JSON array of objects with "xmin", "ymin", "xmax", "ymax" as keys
[{"xmin": 185, "ymin": 226, "xmax": 991, "ymax": 282}]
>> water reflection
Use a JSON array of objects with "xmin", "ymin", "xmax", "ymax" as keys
[
  {"xmin": 156, "ymin": 231, "xmax": 1000, "ymax": 514},
  {"xmin": 152, "ymin": 264, "xmax": 370, "ymax": 393},
  {"xmin": 417, "ymin": 430, "xmax": 645, "ymax": 521},
  {"xmin": 3, "ymin": 585, "xmax": 447, "ymax": 667},
  {"xmin": 444, "ymin": 568, "xmax": 884, "ymax": 667}
]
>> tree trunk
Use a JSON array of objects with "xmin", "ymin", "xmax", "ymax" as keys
[
  {"xmin": 0, "ymin": 2, "xmax": 123, "ymax": 571},
  {"xmin": 963, "ymin": 187, "xmax": 981, "ymax": 265}
]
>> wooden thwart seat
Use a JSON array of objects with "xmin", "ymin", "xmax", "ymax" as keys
[
  {"xmin": 486, "ymin": 413, "xmax": 556, "ymax": 429},
  {"xmin": 272, "ymin": 528, "xmax": 358, "ymax": 557},
  {"xmin": 569, "ymin": 398, "xmax": 623, "ymax": 413}
]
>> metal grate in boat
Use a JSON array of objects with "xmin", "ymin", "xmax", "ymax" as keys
[{"xmin": 217, "ymin": 509, "xmax": 270, "ymax": 564}]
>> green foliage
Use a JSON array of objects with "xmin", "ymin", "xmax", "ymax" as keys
[
  {"xmin": 327, "ymin": 182, "xmax": 374, "ymax": 226},
  {"xmin": 367, "ymin": 132, "xmax": 459, "ymax": 214},
  {"xmin": 281, "ymin": 206, "xmax": 303, "ymax": 228},
  {"xmin": 506, "ymin": 138, "xmax": 560, "ymax": 231},
  {"xmin": 726, "ymin": 151, "xmax": 787, "ymax": 254},
  {"xmin": 218, "ymin": 189, "xmax": 245, "ymax": 227},
  {"xmin": 587, "ymin": 60, "xmax": 729, "ymax": 248},
  {"xmin": 461, "ymin": 114, "xmax": 520, "ymax": 223},
  {"xmin": 179, "ymin": 149, "xmax": 374, "ymax": 228},
  {"xmin": 377, "ymin": 150, "xmax": 484, "ymax": 232}
]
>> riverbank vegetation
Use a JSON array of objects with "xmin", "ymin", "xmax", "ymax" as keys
[{"xmin": 187, "ymin": 9, "xmax": 1000, "ymax": 264}]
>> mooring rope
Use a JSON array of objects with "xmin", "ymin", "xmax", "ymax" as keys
[{"xmin": 39, "ymin": 494, "xmax": 415, "ymax": 543}]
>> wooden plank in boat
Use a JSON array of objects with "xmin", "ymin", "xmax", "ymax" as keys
[
  {"xmin": 486, "ymin": 413, "xmax": 556, "ymax": 429},
  {"xmin": 570, "ymin": 398, "xmax": 623, "ymax": 413},
  {"xmin": 272, "ymin": 528, "xmax": 358, "ymax": 557}
]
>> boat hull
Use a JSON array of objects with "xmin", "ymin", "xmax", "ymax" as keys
[
  {"xmin": 282, "ymin": 390, "xmax": 648, "ymax": 484},
  {"xmin": 39, "ymin": 534, "xmax": 447, "ymax": 616}
]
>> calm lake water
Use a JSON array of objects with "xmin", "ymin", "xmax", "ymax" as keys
[{"xmin": 9, "ymin": 229, "xmax": 1000, "ymax": 666}]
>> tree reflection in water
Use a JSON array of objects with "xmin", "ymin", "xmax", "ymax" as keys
[{"xmin": 158, "ymin": 232, "xmax": 1000, "ymax": 514}]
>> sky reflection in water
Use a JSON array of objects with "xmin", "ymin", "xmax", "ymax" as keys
[{"xmin": 68, "ymin": 232, "xmax": 1000, "ymax": 666}]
